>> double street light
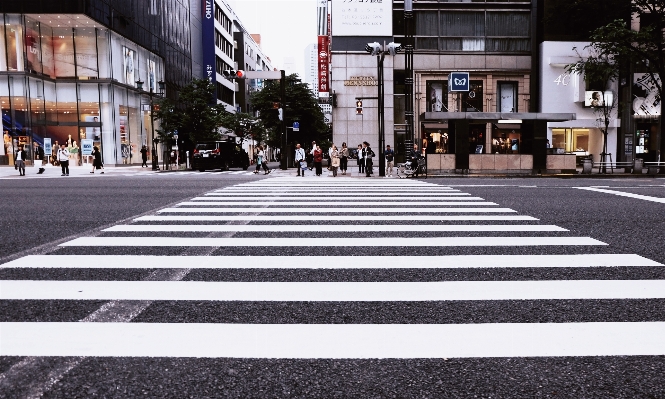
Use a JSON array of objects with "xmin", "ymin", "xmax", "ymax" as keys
[
  {"xmin": 136, "ymin": 79, "xmax": 165, "ymax": 170},
  {"xmin": 364, "ymin": 41, "xmax": 402, "ymax": 177}
]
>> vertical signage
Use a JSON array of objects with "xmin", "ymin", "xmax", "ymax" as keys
[
  {"xmin": 318, "ymin": 35, "xmax": 330, "ymax": 96},
  {"xmin": 81, "ymin": 139, "xmax": 94, "ymax": 156},
  {"xmin": 317, "ymin": 0, "xmax": 328, "ymax": 36},
  {"xmin": 202, "ymin": 0, "xmax": 216, "ymax": 97}
]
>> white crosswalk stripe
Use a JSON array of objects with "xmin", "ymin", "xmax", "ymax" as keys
[{"xmin": 1, "ymin": 176, "xmax": 664, "ymax": 363}]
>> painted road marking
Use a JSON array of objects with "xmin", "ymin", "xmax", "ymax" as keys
[
  {"xmin": 134, "ymin": 215, "xmax": 538, "ymax": 222},
  {"xmin": 576, "ymin": 187, "xmax": 665, "ymax": 204},
  {"xmin": 176, "ymin": 201, "xmax": 498, "ymax": 206},
  {"xmin": 157, "ymin": 207, "xmax": 516, "ymax": 213}
]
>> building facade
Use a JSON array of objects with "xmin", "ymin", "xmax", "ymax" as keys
[
  {"xmin": 0, "ymin": 0, "xmax": 192, "ymax": 167},
  {"xmin": 304, "ymin": 42, "xmax": 319, "ymax": 96}
]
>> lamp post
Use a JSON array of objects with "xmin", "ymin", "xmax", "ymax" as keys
[
  {"xmin": 136, "ymin": 79, "xmax": 165, "ymax": 170},
  {"xmin": 365, "ymin": 42, "xmax": 402, "ymax": 177}
]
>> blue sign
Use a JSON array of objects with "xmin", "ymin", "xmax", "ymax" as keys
[
  {"xmin": 202, "ymin": 0, "xmax": 216, "ymax": 99},
  {"xmin": 293, "ymin": 122, "xmax": 299, "ymax": 131},
  {"xmin": 449, "ymin": 72, "xmax": 470, "ymax": 92},
  {"xmin": 81, "ymin": 139, "xmax": 94, "ymax": 156}
]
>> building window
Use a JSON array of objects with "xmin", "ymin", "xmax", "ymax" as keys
[
  {"xmin": 461, "ymin": 81, "xmax": 483, "ymax": 112},
  {"xmin": 216, "ymin": 82, "xmax": 234, "ymax": 105},
  {"xmin": 215, "ymin": 6, "xmax": 232, "ymax": 34},
  {"xmin": 497, "ymin": 82, "xmax": 517, "ymax": 112},
  {"xmin": 426, "ymin": 81, "xmax": 448, "ymax": 112}
]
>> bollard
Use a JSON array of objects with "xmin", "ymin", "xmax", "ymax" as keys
[
  {"xmin": 632, "ymin": 158, "xmax": 644, "ymax": 174},
  {"xmin": 582, "ymin": 159, "xmax": 592, "ymax": 174}
]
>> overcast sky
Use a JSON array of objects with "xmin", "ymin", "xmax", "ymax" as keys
[{"xmin": 226, "ymin": 0, "xmax": 319, "ymax": 79}]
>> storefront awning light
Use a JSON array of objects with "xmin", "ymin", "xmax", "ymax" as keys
[{"xmin": 498, "ymin": 119, "xmax": 522, "ymax": 124}]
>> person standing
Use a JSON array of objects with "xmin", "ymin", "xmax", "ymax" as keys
[
  {"xmin": 385, "ymin": 144, "xmax": 395, "ymax": 177},
  {"xmin": 308, "ymin": 141, "xmax": 316, "ymax": 171},
  {"xmin": 14, "ymin": 145, "xmax": 26, "ymax": 176},
  {"xmin": 313, "ymin": 145, "xmax": 323, "ymax": 176},
  {"xmin": 339, "ymin": 142, "xmax": 349, "ymax": 175},
  {"xmin": 57, "ymin": 143, "xmax": 70, "ymax": 176},
  {"xmin": 259, "ymin": 146, "xmax": 270, "ymax": 174},
  {"xmin": 356, "ymin": 144, "xmax": 364, "ymax": 175},
  {"xmin": 330, "ymin": 145, "xmax": 340, "ymax": 177},
  {"xmin": 410, "ymin": 143, "xmax": 422, "ymax": 177},
  {"xmin": 35, "ymin": 143, "xmax": 45, "ymax": 174},
  {"xmin": 294, "ymin": 143, "xmax": 306, "ymax": 177},
  {"xmin": 90, "ymin": 146, "xmax": 104, "ymax": 174},
  {"xmin": 140, "ymin": 145, "xmax": 148, "ymax": 167},
  {"xmin": 364, "ymin": 142, "xmax": 375, "ymax": 177}
]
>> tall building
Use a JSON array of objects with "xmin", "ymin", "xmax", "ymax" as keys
[
  {"xmin": 304, "ymin": 43, "xmax": 319, "ymax": 96},
  {"xmin": 283, "ymin": 57, "xmax": 297, "ymax": 76},
  {"xmin": 0, "ymin": 0, "xmax": 193, "ymax": 166}
]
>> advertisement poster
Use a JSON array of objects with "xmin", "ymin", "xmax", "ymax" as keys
[
  {"xmin": 633, "ymin": 73, "xmax": 661, "ymax": 116},
  {"xmin": 426, "ymin": 81, "xmax": 446, "ymax": 112},
  {"xmin": 81, "ymin": 139, "xmax": 93, "ymax": 156},
  {"xmin": 123, "ymin": 46, "xmax": 136, "ymax": 86},
  {"xmin": 331, "ymin": 0, "xmax": 392, "ymax": 37},
  {"xmin": 44, "ymin": 138, "xmax": 52, "ymax": 155},
  {"xmin": 147, "ymin": 59, "xmax": 156, "ymax": 92},
  {"xmin": 317, "ymin": 35, "xmax": 330, "ymax": 95},
  {"xmin": 202, "ymin": 0, "xmax": 216, "ymax": 93},
  {"xmin": 25, "ymin": 25, "xmax": 41, "ymax": 73},
  {"xmin": 76, "ymin": 34, "xmax": 98, "ymax": 77},
  {"xmin": 85, "ymin": 116, "xmax": 101, "ymax": 141},
  {"xmin": 41, "ymin": 34, "xmax": 55, "ymax": 78},
  {"xmin": 53, "ymin": 36, "xmax": 75, "ymax": 77}
]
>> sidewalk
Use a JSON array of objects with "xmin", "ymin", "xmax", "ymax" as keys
[{"xmin": 0, "ymin": 163, "xmax": 151, "ymax": 178}]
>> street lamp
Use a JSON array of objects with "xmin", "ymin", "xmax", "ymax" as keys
[
  {"xmin": 365, "ymin": 41, "xmax": 402, "ymax": 177},
  {"xmin": 136, "ymin": 79, "xmax": 165, "ymax": 170}
]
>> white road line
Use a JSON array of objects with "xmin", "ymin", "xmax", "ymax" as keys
[
  {"xmin": 194, "ymin": 197, "xmax": 484, "ymax": 201},
  {"xmin": 576, "ymin": 187, "xmax": 665, "ymax": 204},
  {"xmin": 176, "ymin": 201, "xmax": 498, "ymax": 206},
  {"xmin": 2, "ymin": 280, "xmax": 663, "ymax": 301},
  {"xmin": 157, "ymin": 207, "xmax": 515, "ymax": 213},
  {"xmin": 3, "ymin": 254, "xmax": 659, "ymax": 269},
  {"xmin": 135, "ymin": 215, "xmax": 537, "ymax": 221},
  {"xmin": 205, "ymin": 193, "xmax": 472, "ymax": 197},
  {"xmin": 60, "ymin": 236, "xmax": 605, "ymax": 247},
  {"xmin": 3, "ymin": 322, "xmax": 664, "ymax": 358},
  {"xmin": 104, "ymin": 224, "xmax": 567, "ymax": 233},
  {"xmin": 218, "ymin": 188, "xmax": 460, "ymax": 192}
]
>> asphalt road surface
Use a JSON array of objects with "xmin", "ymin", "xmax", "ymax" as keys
[{"xmin": 1, "ymin": 171, "xmax": 664, "ymax": 398}]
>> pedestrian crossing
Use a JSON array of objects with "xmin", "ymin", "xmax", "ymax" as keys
[{"xmin": 1, "ymin": 177, "xmax": 664, "ymax": 377}]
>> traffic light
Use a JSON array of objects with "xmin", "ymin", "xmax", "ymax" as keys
[
  {"xmin": 365, "ymin": 42, "xmax": 381, "ymax": 56},
  {"xmin": 356, "ymin": 100, "xmax": 363, "ymax": 115},
  {"xmin": 386, "ymin": 42, "xmax": 403, "ymax": 56},
  {"xmin": 223, "ymin": 70, "xmax": 245, "ymax": 79}
]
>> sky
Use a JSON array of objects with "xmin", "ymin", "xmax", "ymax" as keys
[{"xmin": 226, "ymin": 0, "xmax": 319, "ymax": 80}]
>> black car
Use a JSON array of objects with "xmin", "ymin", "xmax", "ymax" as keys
[{"xmin": 191, "ymin": 140, "xmax": 250, "ymax": 171}]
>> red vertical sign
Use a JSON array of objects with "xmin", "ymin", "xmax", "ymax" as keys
[{"xmin": 318, "ymin": 35, "xmax": 330, "ymax": 94}]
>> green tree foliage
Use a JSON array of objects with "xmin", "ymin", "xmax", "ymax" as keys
[
  {"xmin": 586, "ymin": 0, "xmax": 665, "ymax": 161},
  {"xmin": 250, "ymin": 74, "xmax": 328, "ymax": 149},
  {"xmin": 171, "ymin": 78, "xmax": 231, "ymax": 143},
  {"xmin": 153, "ymin": 97, "xmax": 179, "ymax": 143},
  {"xmin": 220, "ymin": 112, "xmax": 259, "ymax": 144},
  {"xmin": 566, "ymin": 48, "xmax": 619, "ymax": 172}
]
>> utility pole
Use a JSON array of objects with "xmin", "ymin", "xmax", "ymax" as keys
[
  {"xmin": 280, "ymin": 69, "xmax": 287, "ymax": 170},
  {"xmin": 404, "ymin": 0, "xmax": 415, "ymax": 147}
]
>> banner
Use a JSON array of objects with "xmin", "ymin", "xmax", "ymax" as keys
[
  {"xmin": 202, "ymin": 0, "xmax": 216, "ymax": 95},
  {"xmin": 317, "ymin": 35, "xmax": 330, "ymax": 95},
  {"xmin": 331, "ymin": 0, "xmax": 392, "ymax": 37}
]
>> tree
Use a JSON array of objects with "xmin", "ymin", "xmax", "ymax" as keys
[
  {"xmin": 250, "ymin": 74, "xmax": 328, "ymax": 150},
  {"xmin": 586, "ymin": 0, "xmax": 665, "ymax": 167},
  {"xmin": 175, "ymin": 78, "xmax": 231, "ymax": 143},
  {"xmin": 220, "ymin": 111, "xmax": 259, "ymax": 144},
  {"xmin": 566, "ymin": 47, "xmax": 620, "ymax": 173}
]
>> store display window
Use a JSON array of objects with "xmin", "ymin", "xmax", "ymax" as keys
[
  {"xmin": 492, "ymin": 126, "xmax": 521, "ymax": 154},
  {"xmin": 426, "ymin": 81, "xmax": 448, "ymax": 112},
  {"xmin": 551, "ymin": 128, "xmax": 589, "ymax": 155},
  {"xmin": 461, "ymin": 80, "xmax": 483, "ymax": 112},
  {"xmin": 497, "ymin": 82, "xmax": 517, "ymax": 113},
  {"xmin": 425, "ymin": 129, "xmax": 451, "ymax": 154}
]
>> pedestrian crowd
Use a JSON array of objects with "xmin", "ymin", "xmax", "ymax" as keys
[{"xmin": 292, "ymin": 141, "xmax": 401, "ymax": 177}]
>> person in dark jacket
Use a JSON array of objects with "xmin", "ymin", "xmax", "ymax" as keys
[
  {"xmin": 313, "ymin": 145, "xmax": 323, "ymax": 176},
  {"xmin": 140, "ymin": 145, "xmax": 148, "ymax": 167},
  {"xmin": 363, "ymin": 142, "xmax": 375, "ymax": 177},
  {"xmin": 35, "ymin": 144, "xmax": 45, "ymax": 174},
  {"xmin": 15, "ymin": 145, "xmax": 27, "ymax": 176},
  {"xmin": 90, "ymin": 146, "xmax": 104, "ymax": 174}
]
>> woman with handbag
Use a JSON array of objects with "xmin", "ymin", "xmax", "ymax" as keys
[
  {"xmin": 90, "ymin": 146, "xmax": 104, "ymax": 174},
  {"xmin": 313, "ymin": 145, "xmax": 323, "ymax": 176},
  {"xmin": 330, "ymin": 145, "xmax": 340, "ymax": 177},
  {"xmin": 339, "ymin": 142, "xmax": 349, "ymax": 175}
]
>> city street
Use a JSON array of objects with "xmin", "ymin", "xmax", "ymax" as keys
[{"xmin": 1, "ymin": 173, "xmax": 665, "ymax": 397}]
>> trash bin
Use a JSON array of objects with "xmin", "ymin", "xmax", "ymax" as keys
[
  {"xmin": 648, "ymin": 165, "xmax": 659, "ymax": 175},
  {"xmin": 582, "ymin": 158, "xmax": 592, "ymax": 174},
  {"xmin": 633, "ymin": 158, "xmax": 644, "ymax": 174}
]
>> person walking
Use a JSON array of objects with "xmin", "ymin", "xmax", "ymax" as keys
[
  {"xmin": 364, "ymin": 141, "xmax": 375, "ymax": 177},
  {"xmin": 356, "ymin": 144, "xmax": 364, "ymax": 175},
  {"xmin": 57, "ymin": 143, "xmax": 70, "ymax": 176},
  {"xmin": 294, "ymin": 143, "xmax": 306, "ymax": 177},
  {"xmin": 140, "ymin": 145, "xmax": 148, "ymax": 167},
  {"xmin": 385, "ymin": 144, "xmax": 395, "ymax": 177},
  {"xmin": 339, "ymin": 142, "xmax": 349, "ymax": 175},
  {"xmin": 259, "ymin": 146, "xmax": 270, "ymax": 174},
  {"xmin": 313, "ymin": 145, "xmax": 323, "ymax": 176},
  {"xmin": 35, "ymin": 144, "xmax": 45, "ymax": 174},
  {"xmin": 90, "ymin": 146, "xmax": 104, "ymax": 174},
  {"xmin": 308, "ymin": 141, "xmax": 316, "ymax": 171},
  {"xmin": 330, "ymin": 145, "xmax": 340, "ymax": 177},
  {"xmin": 14, "ymin": 145, "xmax": 26, "ymax": 176}
]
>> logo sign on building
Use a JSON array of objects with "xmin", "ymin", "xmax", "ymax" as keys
[
  {"xmin": 43, "ymin": 138, "xmax": 52, "ymax": 155},
  {"xmin": 318, "ymin": 35, "xmax": 330, "ymax": 95},
  {"xmin": 448, "ymin": 72, "xmax": 470, "ymax": 92},
  {"xmin": 331, "ymin": 0, "xmax": 393, "ymax": 37},
  {"xmin": 81, "ymin": 139, "xmax": 94, "ymax": 156},
  {"xmin": 293, "ymin": 122, "xmax": 300, "ymax": 132},
  {"xmin": 202, "ymin": 0, "xmax": 216, "ymax": 96}
]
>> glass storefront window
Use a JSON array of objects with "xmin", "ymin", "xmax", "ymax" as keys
[
  {"xmin": 96, "ymin": 29, "xmax": 111, "ymax": 79},
  {"xmin": 25, "ymin": 17, "xmax": 42, "ymax": 74},
  {"xmin": 551, "ymin": 128, "xmax": 590, "ymax": 155},
  {"xmin": 426, "ymin": 129, "xmax": 451, "ymax": 154},
  {"xmin": 498, "ymin": 82, "xmax": 517, "ymax": 113},
  {"xmin": 462, "ymin": 81, "xmax": 483, "ymax": 112},
  {"xmin": 74, "ymin": 28, "xmax": 99, "ymax": 78},
  {"xmin": 5, "ymin": 15, "xmax": 25, "ymax": 72},
  {"xmin": 426, "ymin": 81, "xmax": 448, "ymax": 112},
  {"xmin": 0, "ymin": 20, "xmax": 6, "ymax": 71},
  {"xmin": 40, "ymin": 24, "xmax": 55, "ymax": 78},
  {"xmin": 492, "ymin": 126, "xmax": 521, "ymax": 154},
  {"xmin": 53, "ymin": 28, "xmax": 75, "ymax": 78}
]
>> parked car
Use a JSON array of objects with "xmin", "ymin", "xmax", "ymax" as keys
[{"xmin": 191, "ymin": 140, "xmax": 250, "ymax": 171}]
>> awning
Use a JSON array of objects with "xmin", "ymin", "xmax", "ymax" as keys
[{"xmin": 422, "ymin": 112, "xmax": 576, "ymax": 122}]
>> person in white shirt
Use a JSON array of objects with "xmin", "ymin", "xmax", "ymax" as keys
[
  {"xmin": 14, "ymin": 145, "xmax": 26, "ymax": 176},
  {"xmin": 57, "ymin": 144, "xmax": 70, "ymax": 176},
  {"xmin": 294, "ymin": 143, "xmax": 306, "ymax": 177}
]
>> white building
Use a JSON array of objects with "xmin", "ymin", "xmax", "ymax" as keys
[{"xmin": 304, "ymin": 43, "xmax": 319, "ymax": 96}]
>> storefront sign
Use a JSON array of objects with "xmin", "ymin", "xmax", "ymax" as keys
[
  {"xmin": 44, "ymin": 138, "xmax": 52, "ymax": 155},
  {"xmin": 344, "ymin": 76, "xmax": 377, "ymax": 86},
  {"xmin": 318, "ymin": 35, "xmax": 330, "ymax": 94},
  {"xmin": 202, "ymin": 0, "xmax": 216, "ymax": 95},
  {"xmin": 633, "ymin": 73, "xmax": 661, "ymax": 116},
  {"xmin": 81, "ymin": 139, "xmax": 94, "ymax": 156},
  {"xmin": 331, "ymin": 0, "xmax": 393, "ymax": 37},
  {"xmin": 448, "ymin": 72, "xmax": 470, "ymax": 92}
]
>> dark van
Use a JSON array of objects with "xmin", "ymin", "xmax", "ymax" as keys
[{"xmin": 191, "ymin": 140, "xmax": 250, "ymax": 171}]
